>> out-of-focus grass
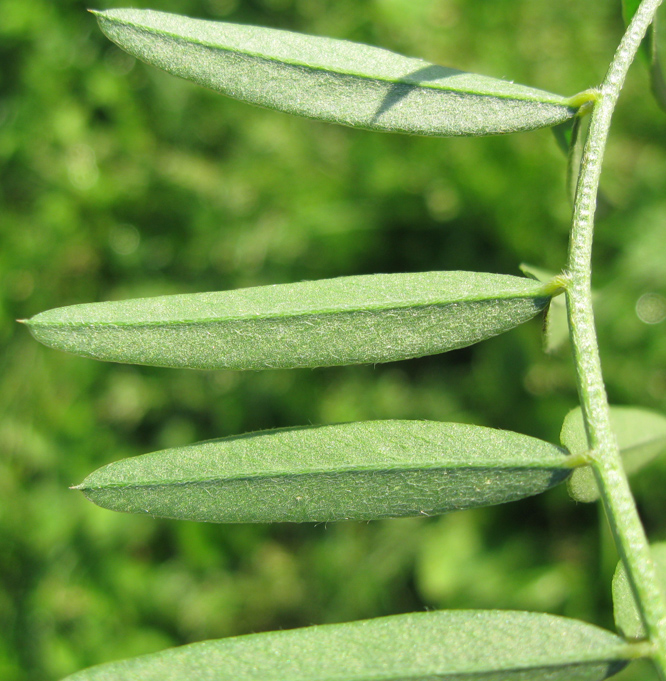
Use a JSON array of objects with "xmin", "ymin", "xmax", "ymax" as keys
[{"xmin": 1, "ymin": 1, "xmax": 665, "ymax": 679}]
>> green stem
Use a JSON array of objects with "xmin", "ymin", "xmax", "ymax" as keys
[{"xmin": 564, "ymin": 0, "xmax": 666, "ymax": 676}]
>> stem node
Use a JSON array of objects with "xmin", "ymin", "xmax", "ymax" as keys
[{"xmin": 565, "ymin": 0, "xmax": 666, "ymax": 676}]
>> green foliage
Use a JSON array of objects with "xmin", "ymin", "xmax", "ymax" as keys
[
  {"xmin": 92, "ymin": 8, "xmax": 584, "ymax": 137},
  {"xmin": 4, "ymin": 2, "xmax": 666, "ymax": 681},
  {"xmin": 62, "ymin": 610, "xmax": 633, "ymax": 681},
  {"xmin": 75, "ymin": 420, "xmax": 572, "ymax": 523},
  {"xmin": 25, "ymin": 271, "xmax": 553, "ymax": 369},
  {"xmin": 613, "ymin": 542, "xmax": 666, "ymax": 640},
  {"xmin": 562, "ymin": 407, "xmax": 666, "ymax": 503},
  {"xmin": 622, "ymin": 0, "xmax": 666, "ymax": 109},
  {"xmin": 519, "ymin": 264, "xmax": 570, "ymax": 353}
]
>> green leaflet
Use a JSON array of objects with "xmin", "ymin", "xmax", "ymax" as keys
[
  {"xmin": 550, "ymin": 90, "xmax": 596, "ymax": 204},
  {"xmin": 622, "ymin": 0, "xmax": 666, "ymax": 111},
  {"xmin": 91, "ymin": 8, "xmax": 585, "ymax": 137},
  {"xmin": 613, "ymin": 542, "xmax": 666, "ymax": 640},
  {"xmin": 519, "ymin": 264, "xmax": 569, "ymax": 353},
  {"xmin": 74, "ymin": 421, "xmax": 573, "ymax": 523},
  {"xmin": 23, "ymin": 271, "xmax": 555, "ymax": 371},
  {"xmin": 561, "ymin": 406, "xmax": 666, "ymax": 503},
  {"xmin": 61, "ymin": 610, "xmax": 634, "ymax": 681}
]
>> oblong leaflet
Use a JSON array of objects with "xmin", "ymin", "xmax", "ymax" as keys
[
  {"xmin": 24, "ymin": 271, "xmax": 553, "ymax": 370},
  {"xmin": 61, "ymin": 609, "xmax": 633, "ymax": 681},
  {"xmin": 74, "ymin": 420, "xmax": 572, "ymax": 523},
  {"xmin": 92, "ymin": 8, "xmax": 581, "ymax": 137}
]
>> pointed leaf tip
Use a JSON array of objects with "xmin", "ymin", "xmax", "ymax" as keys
[
  {"xmin": 93, "ymin": 8, "xmax": 578, "ymax": 137},
  {"xmin": 25, "ymin": 271, "xmax": 552, "ymax": 371},
  {"xmin": 77, "ymin": 420, "xmax": 572, "ymax": 523}
]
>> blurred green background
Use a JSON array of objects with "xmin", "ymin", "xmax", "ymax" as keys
[{"xmin": 1, "ymin": 0, "xmax": 665, "ymax": 679}]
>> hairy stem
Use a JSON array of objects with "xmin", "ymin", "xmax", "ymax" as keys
[{"xmin": 565, "ymin": 0, "xmax": 666, "ymax": 675}]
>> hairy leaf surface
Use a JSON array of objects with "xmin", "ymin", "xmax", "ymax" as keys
[
  {"xmin": 613, "ymin": 542, "xmax": 666, "ymax": 640},
  {"xmin": 92, "ymin": 8, "xmax": 583, "ymax": 137},
  {"xmin": 74, "ymin": 421, "xmax": 572, "ymax": 523},
  {"xmin": 62, "ymin": 609, "xmax": 633, "ymax": 680},
  {"xmin": 25, "ymin": 271, "xmax": 554, "ymax": 370},
  {"xmin": 561, "ymin": 406, "xmax": 666, "ymax": 503}
]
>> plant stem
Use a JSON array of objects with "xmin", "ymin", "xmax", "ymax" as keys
[{"xmin": 565, "ymin": 0, "xmax": 666, "ymax": 676}]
